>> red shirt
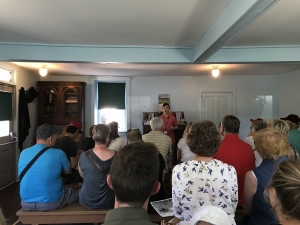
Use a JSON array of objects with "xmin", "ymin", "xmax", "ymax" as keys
[
  {"xmin": 160, "ymin": 114, "xmax": 178, "ymax": 144},
  {"xmin": 214, "ymin": 134, "xmax": 255, "ymax": 206}
]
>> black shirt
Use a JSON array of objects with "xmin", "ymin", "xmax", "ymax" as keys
[{"xmin": 54, "ymin": 136, "xmax": 77, "ymax": 161}]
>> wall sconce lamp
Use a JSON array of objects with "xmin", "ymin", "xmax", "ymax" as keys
[
  {"xmin": 212, "ymin": 66, "xmax": 219, "ymax": 77},
  {"xmin": 39, "ymin": 65, "xmax": 48, "ymax": 77}
]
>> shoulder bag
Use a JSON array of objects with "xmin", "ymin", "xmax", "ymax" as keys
[
  {"xmin": 19, "ymin": 147, "xmax": 50, "ymax": 180},
  {"xmin": 85, "ymin": 151, "xmax": 108, "ymax": 176}
]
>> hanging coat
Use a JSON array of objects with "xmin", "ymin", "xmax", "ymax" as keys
[{"xmin": 18, "ymin": 87, "xmax": 30, "ymax": 151}]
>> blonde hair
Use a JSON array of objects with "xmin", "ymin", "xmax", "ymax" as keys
[
  {"xmin": 267, "ymin": 119, "xmax": 289, "ymax": 136},
  {"xmin": 253, "ymin": 128, "xmax": 290, "ymax": 159},
  {"xmin": 182, "ymin": 122, "xmax": 193, "ymax": 138},
  {"xmin": 265, "ymin": 161, "xmax": 300, "ymax": 221}
]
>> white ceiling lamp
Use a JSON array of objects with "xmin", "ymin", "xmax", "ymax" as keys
[
  {"xmin": 39, "ymin": 65, "xmax": 48, "ymax": 77},
  {"xmin": 212, "ymin": 66, "xmax": 219, "ymax": 77}
]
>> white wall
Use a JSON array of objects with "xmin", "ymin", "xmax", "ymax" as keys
[
  {"xmin": 130, "ymin": 75, "xmax": 279, "ymax": 139},
  {"xmin": 279, "ymin": 69, "xmax": 300, "ymax": 117},
  {"xmin": 42, "ymin": 74, "xmax": 280, "ymax": 140}
]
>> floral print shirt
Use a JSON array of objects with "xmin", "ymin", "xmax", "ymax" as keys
[{"xmin": 172, "ymin": 159, "xmax": 238, "ymax": 225}]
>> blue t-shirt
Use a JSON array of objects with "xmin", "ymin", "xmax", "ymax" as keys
[{"xmin": 18, "ymin": 144, "xmax": 70, "ymax": 203}]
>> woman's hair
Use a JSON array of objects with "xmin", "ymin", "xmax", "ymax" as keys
[
  {"xmin": 88, "ymin": 125, "xmax": 95, "ymax": 137},
  {"xmin": 186, "ymin": 120, "xmax": 221, "ymax": 157},
  {"xmin": 265, "ymin": 161, "xmax": 300, "ymax": 221},
  {"xmin": 253, "ymin": 128, "xmax": 290, "ymax": 159},
  {"xmin": 92, "ymin": 124, "xmax": 111, "ymax": 144},
  {"xmin": 251, "ymin": 120, "xmax": 267, "ymax": 132},
  {"xmin": 108, "ymin": 121, "xmax": 120, "ymax": 141},
  {"xmin": 182, "ymin": 122, "xmax": 193, "ymax": 138},
  {"xmin": 267, "ymin": 119, "xmax": 289, "ymax": 136}
]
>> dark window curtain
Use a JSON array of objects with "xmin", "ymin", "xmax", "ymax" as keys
[
  {"xmin": 0, "ymin": 91, "xmax": 12, "ymax": 121},
  {"xmin": 98, "ymin": 83, "xmax": 126, "ymax": 109}
]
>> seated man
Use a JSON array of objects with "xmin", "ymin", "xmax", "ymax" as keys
[
  {"xmin": 103, "ymin": 142, "xmax": 161, "ymax": 225},
  {"xmin": 126, "ymin": 128, "xmax": 166, "ymax": 212},
  {"xmin": 18, "ymin": 124, "xmax": 78, "ymax": 211},
  {"xmin": 54, "ymin": 120, "xmax": 83, "ymax": 168},
  {"xmin": 280, "ymin": 114, "xmax": 300, "ymax": 155},
  {"xmin": 126, "ymin": 128, "xmax": 143, "ymax": 144},
  {"xmin": 142, "ymin": 117, "xmax": 172, "ymax": 167},
  {"xmin": 215, "ymin": 115, "xmax": 255, "ymax": 206}
]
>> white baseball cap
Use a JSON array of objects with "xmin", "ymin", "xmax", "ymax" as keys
[{"xmin": 190, "ymin": 205, "xmax": 232, "ymax": 225}]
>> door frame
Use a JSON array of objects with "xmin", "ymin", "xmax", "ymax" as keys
[{"xmin": 199, "ymin": 89, "xmax": 237, "ymax": 121}]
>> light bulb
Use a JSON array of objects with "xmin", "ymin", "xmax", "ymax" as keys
[
  {"xmin": 212, "ymin": 68, "xmax": 219, "ymax": 77},
  {"xmin": 39, "ymin": 67, "xmax": 47, "ymax": 77}
]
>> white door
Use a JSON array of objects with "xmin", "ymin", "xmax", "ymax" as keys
[{"xmin": 201, "ymin": 92, "xmax": 234, "ymax": 126}]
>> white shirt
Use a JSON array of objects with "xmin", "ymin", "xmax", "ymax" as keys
[
  {"xmin": 172, "ymin": 160, "xmax": 238, "ymax": 225},
  {"xmin": 177, "ymin": 137, "xmax": 195, "ymax": 162},
  {"xmin": 244, "ymin": 136, "xmax": 262, "ymax": 167},
  {"xmin": 108, "ymin": 137, "xmax": 125, "ymax": 151}
]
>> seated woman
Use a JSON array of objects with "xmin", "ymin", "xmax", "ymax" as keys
[
  {"xmin": 265, "ymin": 161, "xmax": 300, "ymax": 225},
  {"xmin": 172, "ymin": 120, "xmax": 238, "ymax": 225},
  {"xmin": 267, "ymin": 119, "xmax": 299, "ymax": 161},
  {"xmin": 107, "ymin": 121, "xmax": 125, "ymax": 151},
  {"xmin": 244, "ymin": 120, "xmax": 267, "ymax": 167},
  {"xmin": 242, "ymin": 128, "xmax": 289, "ymax": 225},
  {"xmin": 79, "ymin": 125, "xmax": 95, "ymax": 151},
  {"xmin": 177, "ymin": 122, "xmax": 195, "ymax": 162},
  {"xmin": 78, "ymin": 124, "xmax": 116, "ymax": 209}
]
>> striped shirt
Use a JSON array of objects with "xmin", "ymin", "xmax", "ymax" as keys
[{"xmin": 142, "ymin": 131, "xmax": 172, "ymax": 165}]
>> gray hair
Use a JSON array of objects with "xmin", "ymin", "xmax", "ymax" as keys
[
  {"xmin": 93, "ymin": 124, "xmax": 111, "ymax": 144},
  {"xmin": 150, "ymin": 117, "xmax": 163, "ymax": 131}
]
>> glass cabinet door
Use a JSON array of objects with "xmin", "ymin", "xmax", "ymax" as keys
[
  {"xmin": 63, "ymin": 88, "xmax": 79, "ymax": 119},
  {"xmin": 41, "ymin": 88, "xmax": 58, "ymax": 119}
]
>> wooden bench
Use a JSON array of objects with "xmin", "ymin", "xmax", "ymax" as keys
[{"xmin": 17, "ymin": 202, "xmax": 172, "ymax": 224}]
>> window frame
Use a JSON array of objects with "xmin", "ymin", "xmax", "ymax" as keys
[{"xmin": 90, "ymin": 77, "xmax": 131, "ymax": 132}]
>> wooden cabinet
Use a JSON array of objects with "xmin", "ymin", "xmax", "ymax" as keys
[
  {"xmin": 37, "ymin": 81, "xmax": 86, "ymax": 127},
  {"xmin": 142, "ymin": 111, "xmax": 187, "ymax": 164}
]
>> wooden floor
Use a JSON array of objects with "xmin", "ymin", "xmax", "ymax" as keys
[{"xmin": 0, "ymin": 182, "xmax": 21, "ymax": 225}]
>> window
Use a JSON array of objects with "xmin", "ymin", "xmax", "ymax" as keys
[
  {"xmin": 0, "ymin": 121, "xmax": 9, "ymax": 137},
  {"xmin": 99, "ymin": 108, "xmax": 126, "ymax": 132},
  {"xmin": 0, "ymin": 67, "xmax": 12, "ymax": 82},
  {"xmin": 97, "ymin": 82, "xmax": 128, "ymax": 132}
]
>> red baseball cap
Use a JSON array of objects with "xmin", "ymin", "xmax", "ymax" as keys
[
  {"xmin": 68, "ymin": 121, "xmax": 83, "ymax": 133},
  {"xmin": 250, "ymin": 118, "xmax": 263, "ymax": 123}
]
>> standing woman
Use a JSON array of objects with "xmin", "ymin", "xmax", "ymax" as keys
[
  {"xmin": 242, "ymin": 128, "xmax": 289, "ymax": 225},
  {"xmin": 172, "ymin": 120, "xmax": 238, "ymax": 225},
  {"xmin": 177, "ymin": 122, "xmax": 195, "ymax": 162},
  {"xmin": 78, "ymin": 124, "xmax": 116, "ymax": 209},
  {"xmin": 265, "ymin": 161, "xmax": 300, "ymax": 225},
  {"xmin": 107, "ymin": 121, "xmax": 125, "ymax": 151}
]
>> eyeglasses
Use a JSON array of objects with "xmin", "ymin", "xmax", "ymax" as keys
[{"xmin": 126, "ymin": 128, "xmax": 140, "ymax": 134}]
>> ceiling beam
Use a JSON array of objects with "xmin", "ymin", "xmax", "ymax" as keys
[
  {"xmin": 193, "ymin": 0, "xmax": 278, "ymax": 63},
  {"xmin": 206, "ymin": 46, "xmax": 300, "ymax": 63},
  {"xmin": 0, "ymin": 43, "xmax": 193, "ymax": 63}
]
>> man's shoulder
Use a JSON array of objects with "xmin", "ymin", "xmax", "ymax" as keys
[{"xmin": 104, "ymin": 208, "xmax": 155, "ymax": 225}]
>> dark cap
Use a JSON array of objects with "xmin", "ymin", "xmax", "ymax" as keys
[
  {"xmin": 280, "ymin": 114, "xmax": 300, "ymax": 125},
  {"xmin": 68, "ymin": 120, "xmax": 83, "ymax": 133},
  {"xmin": 36, "ymin": 124, "xmax": 62, "ymax": 139},
  {"xmin": 250, "ymin": 118, "xmax": 263, "ymax": 123}
]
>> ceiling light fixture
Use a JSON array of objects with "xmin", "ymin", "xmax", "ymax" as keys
[
  {"xmin": 39, "ymin": 65, "xmax": 48, "ymax": 77},
  {"xmin": 212, "ymin": 66, "xmax": 219, "ymax": 77}
]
